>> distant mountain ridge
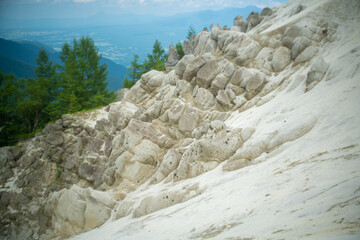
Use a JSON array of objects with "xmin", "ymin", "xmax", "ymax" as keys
[
  {"xmin": 0, "ymin": 6, "xmax": 261, "ymax": 30},
  {"xmin": 0, "ymin": 38, "xmax": 126, "ymax": 90}
]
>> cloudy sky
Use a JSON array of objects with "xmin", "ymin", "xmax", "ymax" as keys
[{"xmin": 0, "ymin": 0, "xmax": 288, "ymax": 19}]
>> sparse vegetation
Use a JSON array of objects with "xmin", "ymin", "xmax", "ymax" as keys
[{"xmin": 55, "ymin": 163, "xmax": 62, "ymax": 181}]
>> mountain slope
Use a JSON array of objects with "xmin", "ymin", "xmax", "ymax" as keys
[
  {"xmin": 0, "ymin": 55, "xmax": 36, "ymax": 78},
  {"xmin": 0, "ymin": 0, "xmax": 359, "ymax": 239},
  {"xmin": 0, "ymin": 38, "xmax": 126, "ymax": 90}
]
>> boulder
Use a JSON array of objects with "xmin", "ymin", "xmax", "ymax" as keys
[
  {"xmin": 43, "ymin": 123, "xmax": 63, "ymax": 134},
  {"xmin": 194, "ymin": 88, "xmax": 215, "ymax": 110},
  {"xmin": 131, "ymin": 139, "xmax": 162, "ymax": 166},
  {"xmin": 196, "ymin": 59, "xmax": 222, "ymax": 89},
  {"xmin": 235, "ymin": 41, "xmax": 260, "ymax": 66},
  {"xmin": 53, "ymin": 187, "xmax": 87, "ymax": 234},
  {"xmin": 291, "ymin": 4, "xmax": 306, "ymax": 16},
  {"xmin": 216, "ymin": 90, "xmax": 233, "ymax": 107},
  {"xmin": 294, "ymin": 46, "xmax": 319, "ymax": 64},
  {"xmin": 210, "ymin": 26, "xmax": 220, "ymax": 40},
  {"xmin": 284, "ymin": 25, "xmax": 313, "ymax": 39},
  {"xmin": 175, "ymin": 54, "xmax": 196, "ymax": 79},
  {"xmin": 179, "ymin": 107, "xmax": 199, "ymax": 133},
  {"xmin": 78, "ymin": 162, "xmax": 99, "ymax": 182},
  {"xmin": 306, "ymin": 57, "xmax": 329, "ymax": 86},
  {"xmin": 84, "ymin": 196, "xmax": 112, "ymax": 230},
  {"xmin": 229, "ymin": 69, "xmax": 243, "ymax": 86},
  {"xmin": 261, "ymin": 7, "xmax": 273, "ymax": 16},
  {"xmin": 121, "ymin": 161, "xmax": 155, "ymax": 184},
  {"xmin": 0, "ymin": 147, "xmax": 14, "ymax": 168},
  {"xmin": 46, "ymin": 132, "xmax": 64, "ymax": 146},
  {"xmin": 115, "ymin": 88, "xmax": 129, "ymax": 101},
  {"xmin": 183, "ymin": 34, "xmax": 195, "ymax": 55},
  {"xmin": 233, "ymin": 15, "xmax": 246, "ymax": 31},
  {"xmin": 271, "ymin": 46, "xmax": 292, "ymax": 72},
  {"xmin": 165, "ymin": 43, "xmax": 180, "ymax": 71},
  {"xmin": 168, "ymin": 100, "xmax": 186, "ymax": 125},
  {"xmin": 245, "ymin": 12, "xmax": 263, "ymax": 32},
  {"xmin": 182, "ymin": 56, "xmax": 207, "ymax": 82},
  {"xmin": 291, "ymin": 36, "xmax": 311, "ymax": 59},
  {"xmin": 211, "ymin": 74, "xmax": 229, "ymax": 93},
  {"xmin": 245, "ymin": 71, "xmax": 266, "ymax": 99},
  {"xmin": 154, "ymin": 149, "xmax": 181, "ymax": 182}
]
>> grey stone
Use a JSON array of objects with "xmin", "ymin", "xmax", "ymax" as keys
[
  {"xmin": 210, "ymin": 26, "xmax": 220, "ymax": 40},
  {"xmin": 165, "ymin": 43, "xmax": 180, "ymax": 71},
  {"xmin": 291, "ymin": 36, "xmax": 311, "ymax": 59},
  {"xmin": 115, "ymin": 88, "xmax": 129, "ymax": 101},
  {"xmin": 306, "ymin": 57, "xmax": 329, "ymax": 86},
  {"xmin": 43, "ymin": 123, "xmax": 63, "ymax": 134},
  {"xmin": 211, "ymin": 74, "xmax": 229, "ymax": 92},
  {"xmin": 183, "ymin": 34, "xmax": 195, "ymax": 55},
  {"xmin": 271, "ymin": 46, "xmax": 291, "ymax": 72},
  {"xmin": 194, "ymin": 88, "xmax": 215, "ymax": 110},
  {"xmin": 245, "ymin": 72, "xmax": 266, "ymax": 99},
  {"xmin": 65, "ymin": 156, "xmax": 79, "ymax": 171},
  {"xmin": 0, "ymin": 191, "xmax": 11, "ymax": 207},
  {"xmin": 292, "ymin": 4, "xmax": 306, "ymax": 16},
  {"xmin": 175, "ymin": 55, "xmax": 196, "ymax": 79},
  {"xmin": 78, "ymin": 163, "xmax": 99, "ymax": 182},
  {"xmin": 285, "ymin": 25, "xmax": 313, "ymax": 39},
  {"xmin": 179, "ymin": 107, "xmax": 199, "ymax": 133},
  {"xmin": 182, "ymin": 56, "xmax": 207, "ymax": 82},
  {"xmin": 245, "ymin": 12, "xmax": 263, "ymax": 32},
  {"xmin": 46, "ymin": 132, "xmax": 64, "ymax": 146},
  {"xmin": 0, "ymin": 147, "xmax": 14, "ymax": 168},
  {"xmin": 294, "ymin": 46, "xmax": 319, "ymax": 64},
  {"xmin": 196, "ymin": 60, "xmax": 221, "ymax": 89},
  {"xmin": 261, "ymin": 7, "xmax": 273, "ymax": 16}
]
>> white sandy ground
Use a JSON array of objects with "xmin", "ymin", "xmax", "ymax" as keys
[{"xmin": 71, "ymin": 0, "xmax": 360, "ymax": 239}]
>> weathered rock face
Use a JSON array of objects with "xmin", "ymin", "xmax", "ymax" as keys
[
  {"xmin": 165, "ymin": 43, "xmax": 180, "ymax": 71},
  {"xmin": 2, "ymin": 0, "xmax": 359, "ymax": 239}
]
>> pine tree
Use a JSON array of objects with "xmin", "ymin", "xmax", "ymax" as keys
[
  {"xmin": 175, "ymin": 42, "xmax": 184, "ymax": 59},
  {"xmin": 68, "ymin": 92, "xmax": 81, "ymax": 113},
  {"xmin": 35, "ymin": 49, "xmax": 57, "ymax": 102},
  {"xmin": 127, "ymin": 54, "xmax": 142, "ymax": 84},
  {"xmin": 123, "ymin": 76, "xmax": 134, "ymax": 89},
  {"xmin": 58, "ymin": 36, "xmax": 114, "ymax": 113},
  {"xmin": 187, "ymin": 25, "xmax": 196, "ymax": 40},
  {"xmin": 142, "ymin": 40, "xmax": 168, "ymax": 74},
  {"xmin": 0, "ymin": 72, "xmax": 25, "ymax": 146}
]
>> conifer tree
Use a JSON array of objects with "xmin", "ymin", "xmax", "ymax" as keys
[
  {"xmin": 175, "ymin": 42, "xmax": 184, "ymax": 59},
  {"xmin": 142, "ymin": 40, "xmax": 168, "ymax": 74},
  {"xmin": 127, "ymin": 54, "xmax": 142, "ymax": 86},
  {"xmin": 187, "ymin": 25, "xmax": 196, "ymax": 40},
  {"xmin": 123, "ymin": 76, "xmax": 134, "ymax": 89},
  {"xmin": 58, "ymin": 36, "xmax": 114, "ymax": 113}
]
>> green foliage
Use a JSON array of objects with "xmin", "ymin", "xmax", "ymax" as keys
[
  {"xmin": 123, "ymin": 76, "xmax": 134, "ymax": 89},
  {"xmin": 187, "ymin": 25, "xmax": 196, "ymax": 40},
  {"xmin": 127, "ymin": 54, "xmax": 142, "ymax": 84},
  {"xmin": 0, "ymin": 36, "xmax": 116, "ymax": 147},
  {"xmin": 142, "ymin": 40, "xmax": 168, "ymax": 74},
  {"xmin": 175, "ymin": 42, "xmax": 184, "ymax": 59},
  {"xmin": 58, "ymin": 36, "xmax": 114, "ymax": 113},
  {"xmin": 0, "ymin": 71, "xmax": 26, "ymax": 146},
  {"xmin": 15, "ymin": 128, "xmax": 43, "ymax": 142},
  {"xmin": 55, "ymin": 163, "xmax": 62, "ymax": 181}
]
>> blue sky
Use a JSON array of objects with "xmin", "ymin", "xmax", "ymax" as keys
[{"xmin": 0, "ymin": 0, "xmax": 288, "ymax": 19}]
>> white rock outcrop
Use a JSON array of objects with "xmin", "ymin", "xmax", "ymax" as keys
[{"xmin": 1, "ymin": 0, "xmax": 360, "ymax": 239}]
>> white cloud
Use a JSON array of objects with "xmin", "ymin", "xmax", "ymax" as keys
[{"xmin": 73, "ymin": 0, "xmax": 96, "ymax": 2}]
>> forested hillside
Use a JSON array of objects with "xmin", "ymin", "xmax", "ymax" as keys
[
  {"xmin": 0, "ymin": 36, "xmax": 116, "ymax": 146},
  {"xmin": 0, "ymin": 38, "xmax": 126, "ymax": 91}
]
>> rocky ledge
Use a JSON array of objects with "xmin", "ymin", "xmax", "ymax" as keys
[{"xmin": 1, "ymin": 0, "xmax": 360, "ymax": 239}]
